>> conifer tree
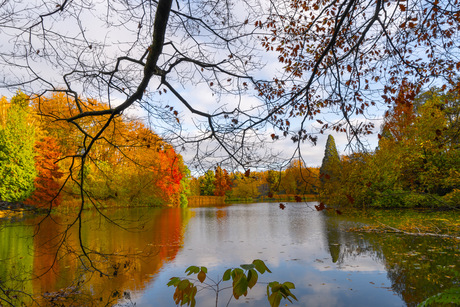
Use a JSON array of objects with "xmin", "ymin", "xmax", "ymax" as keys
[
  {"xmin": 0, "ymin": 92, "xmax": 36, "ymax": 202},
  {"xmin": 319, "ymin": 135, "xmax": 342, "ymax": 205},
  {"xmin": 319, "ymin": 135, "xmax": 341, "ymax": 183}
]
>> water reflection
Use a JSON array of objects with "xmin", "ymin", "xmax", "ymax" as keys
[
  {"xmin": 0, "ymin": 203, "xmax": 458, "ymax": 306},
  {"xmin": 0, "ymin": 208, "xmax": 191, "ymax": 306}
]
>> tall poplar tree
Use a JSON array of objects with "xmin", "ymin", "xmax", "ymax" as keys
[{"xmin": 0, "ymin": 92, "xmax": 36, "ymax": 202}]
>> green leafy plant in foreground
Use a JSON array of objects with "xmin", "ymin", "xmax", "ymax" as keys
[
  {"xmin": 418, "ymin": 287, "xmax": 460, "ymax": 307},
  {"xmin": 167, "ymin": 259, "xmax": 297, "ymax": 307}
]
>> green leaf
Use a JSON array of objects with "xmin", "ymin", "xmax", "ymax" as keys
[
  {"xmin": 223, "ymin": 268, "xmax": 232, "ymax": 281},
  {"xmin": 190, "ymin": 286, "xmax": 198, "ymax": 307},
  {"xmin": 232, "ymin": 268, "xmax": 244, "ymax": 279},
  {"xmin": 268, "ymin": 291, "xmax": 282, "ymax": 307},
  {"xmin": 269, "ymin": 282, "xmax": 281, "ymax": 293},
  {"xmin": 247, "ymin": 269, "xmax": 258, "ymax": 289},
  {"xmin": 283, "ymin": 281, "xmax": 295, "ymax": 289},
  {"xmin": 185, "ymin": 266, "xmax": 200, "ymax": 275},
  {"xmin": 200, "ymin": 266, "xmax": 208, "ymax": 274},
  {"xmin": 240, "ymin": 264, "xmax": 255, "ymax": 270},
  {"xmin": 252, "ymin": 259, "xmax": 271, "ymax": 274},
  {"xmin": 167, "ymin": 277, "xmax": 181, "ymax": 287},
  {"xmin": 288, "ymin": 291, "xmax": 298, "ymax": 302},
  {"xmin": 233, "ymin": 274, "xmax": 248, "ymax": 299},
  {"xmin": 280, "ymin": 285, "xmax": 294, "ymax": 300}
]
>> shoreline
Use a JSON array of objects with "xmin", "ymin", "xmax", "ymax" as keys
[{"xmin": 0, "ymin": 200, "xmax": 43, "ymax": 219}]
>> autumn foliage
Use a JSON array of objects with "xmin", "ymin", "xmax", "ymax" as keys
[
  {"xmin": 317, "ymin": 84, "xmax": 460, "ymax": 209},
  {"xmin": 191, "ymin": 161, "xmax": 319, "ymax": 202},
  {"xmin": 0, "ymin": 92, "xmax": 190, "ymax": 208},
  {"xmin": 25, "ymin": 137, "xmax": 63, "ymax": 208}
]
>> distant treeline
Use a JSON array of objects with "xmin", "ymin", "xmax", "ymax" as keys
[{"xmin": 189, "ymin": 164, "xmax": 320, "ymax": 202}]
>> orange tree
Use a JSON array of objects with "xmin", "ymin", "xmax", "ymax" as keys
[
  {"xmin": 31, "ymin": 93, "xmax": 188, "ymax": 207},
  {"xmin": 25, "ymin": 136, "xmax": 64, "ymax": 208},
  {"xmin": 214, "ymin": 166, "xmax": 232, "ymax": 197}
]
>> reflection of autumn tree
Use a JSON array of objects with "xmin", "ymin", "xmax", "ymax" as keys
[
  {"xmin": 322, "ymin": 212, "xmax": 459, "ymax": 306},
  {"xmin": 368, "ymin": 233, "xmax": 459, "ymax": 306},
  {"xmin": 29, "ymin": 208, "xmax": 190, "ymax": 305},
  {"xmin": 323, "ymin": 214, "xmax": 378, "ymax": 265},
  {"xmin": 324, "ymin": 218, "xmax": 342, "ymax": 263},
  {"xmin": 0, "ymin": 223, "xmax": 35, "ymax": 305},
  {"xmin": 32, "ymin": 216, "xmax": 69, "ymax": 296}
]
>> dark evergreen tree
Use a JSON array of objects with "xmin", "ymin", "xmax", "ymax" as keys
[
  {"xmin": 318, "ymin": 135, "xmax": 343, "ymax": 206},
  {"xmin": 319, "ymin": 135, "xmax": 341, "ymax": 183}
]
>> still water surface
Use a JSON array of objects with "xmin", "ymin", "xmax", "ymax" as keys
[{"xmin": 0, "ymin": 202, "xmax": 458, "ymax": 306}]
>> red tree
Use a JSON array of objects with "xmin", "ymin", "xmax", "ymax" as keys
[
  {"xmin": 214, "ymin": 166, "xmax": 232, "ymax": 196},
  {"xmin": 25, "ymin": 136, "xmax": 64, "ymax": 208}
]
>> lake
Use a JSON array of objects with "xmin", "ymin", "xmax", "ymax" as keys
[{"xmin": 0, "ymin": 202, "xmax": 458, "ymax": 306}]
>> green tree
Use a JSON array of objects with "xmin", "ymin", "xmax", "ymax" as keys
[
  {"xmin": 227, "ymin": 173, "xmax": 260, "ymax": 200},
  {"xmin": 0, "ymin": 92, "xmax": 36, "ymax": 202},
  {"xmin": 281, "ymin": 168, "xmax": 297, "ymax": 195},
  {"xmin": 370, "ymin": 86, "xmax": 459, "ymax": 207},
  {"xmin": 200, "ymin": 170, "xmax": 216, "ymax": 196},
  {"xmin": 179, "ymin": 166, "xmax": 191, "ymax": 207},
  {"xmin": 189, "ymin": 177, "xmax": 201, "ymax": 196}
]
